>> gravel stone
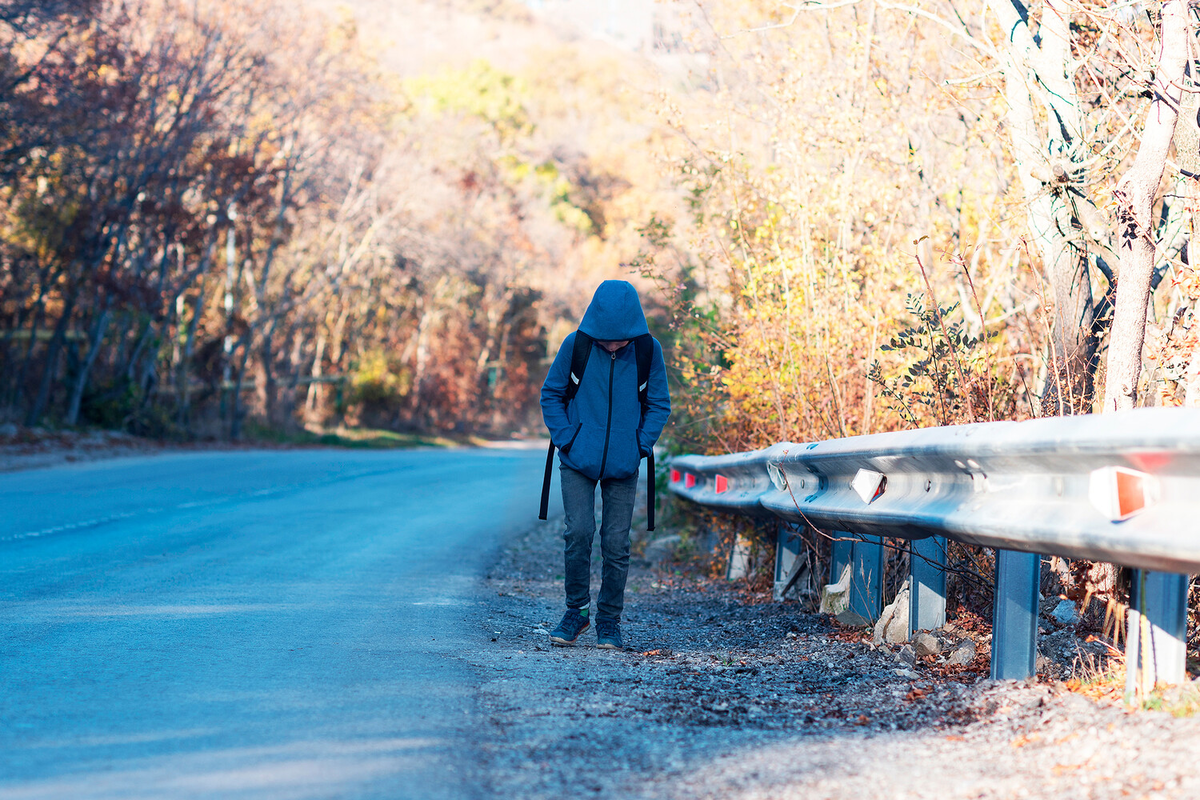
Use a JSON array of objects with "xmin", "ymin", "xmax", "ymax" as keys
[
  {"xmin": 1052, "ymin": 600, "xmax": 1081, "ymax": 626},
  {"xmin": 836, "ymin": 610, "xmax": 871, "ymax": 628}
]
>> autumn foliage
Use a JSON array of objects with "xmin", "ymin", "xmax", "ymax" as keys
[
  {"xmin": 630, "ymin": 0, "xmax": 1200, "ymax": 460},
  {"xmin": 3, "ymin": 0, "xmax": 1199, "ymax": 460},
  {"xmin": 0, "ymin": 0, "xmax": 674, "ymax": 438}
]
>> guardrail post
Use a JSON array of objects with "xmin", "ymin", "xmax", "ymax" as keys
[
  {"xmin": 830, "ymin": 537, "xmax": 853, "ymax": 584},
  {"xmin": 850, "ymin": 535, "xmax": 884, "ymax": 622},
  {"xmin": 726, "ymin": 534, "xmax": 752, "ymax": 580},
  {"xmin": 774, "ymin": 523, "xmax": 803, "ymax": 599},
  {"xmin": 909, "ymin": 536, "xmax": 947, "ymax": 634},
  {"xmin": 1129, "ymin": 570, "xmax": 1189, "ymax": 687},
  {"xmin": 990, "ymin": 549, "xmax": 1040, "ymax": 680}
]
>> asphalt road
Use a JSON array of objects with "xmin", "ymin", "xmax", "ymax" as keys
[{"xmin": 0, "ymin": 446, "xmax": 550, "ymax": 799}]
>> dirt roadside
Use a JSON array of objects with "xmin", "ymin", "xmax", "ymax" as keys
[
  {"xmin": 0, "ymin": 426, "xmax": 516, "ymax": 472},
  {"xmin": 0, "ymin": 427, "xmax": 214, "ymax": 472},
  {"xmin": 470, "ymin": 515, "xmax": 1200, "ymax": 800}
]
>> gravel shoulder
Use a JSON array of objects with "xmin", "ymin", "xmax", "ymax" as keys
[{"xmin": 470, "ymin": 514, "xmax": 1200, "ymax": 799}]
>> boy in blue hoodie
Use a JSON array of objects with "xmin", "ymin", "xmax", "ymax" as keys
[{"xmin": 540, "ymin": 281, "xmax": 671, "ymax": 649}]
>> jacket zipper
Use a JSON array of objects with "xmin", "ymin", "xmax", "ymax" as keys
[{"xmin": 597, "ymin": 350, "xmax": 615, "ymax": 477}]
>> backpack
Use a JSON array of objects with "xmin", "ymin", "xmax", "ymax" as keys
[{"xmin": 539, "ymin": 331, "xmax": 657, "ymax": 530}]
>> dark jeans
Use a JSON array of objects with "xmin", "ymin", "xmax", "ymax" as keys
[{"xmin": 560, "ymin": 464, "xmax": 637, "ymax": 623}]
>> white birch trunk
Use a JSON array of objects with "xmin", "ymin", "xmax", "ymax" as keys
[{"xmin": 1103, "ymin": 0, "xmax": 1190, "ymax": 412}]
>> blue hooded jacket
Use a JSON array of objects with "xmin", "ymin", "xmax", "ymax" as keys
[{"xmin": 540, "ymin": 281, "xmax": 671, "ymax": 481}]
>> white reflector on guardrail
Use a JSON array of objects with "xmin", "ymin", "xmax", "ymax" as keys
[{"xmin": 851, "ymin": 468, "xmax": 886, "ymax": 504}]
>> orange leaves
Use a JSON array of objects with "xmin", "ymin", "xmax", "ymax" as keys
[{"xmin": 1171, "ymin": 264, "xmax": 1200, "ymax": 302}]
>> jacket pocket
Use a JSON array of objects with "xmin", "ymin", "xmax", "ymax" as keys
[
  {"xmin": 562, "ymin": 422, "xmax": 605, "ymax": 479},
  {"xmin": 604, "ymin": 426, "xmax": 641, "ymax": 480},
  {"xmin": 559, "ymin": 422, "xmax": 582, "ymax": 455}
]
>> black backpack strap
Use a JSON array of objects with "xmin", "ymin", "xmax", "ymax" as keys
[
  {"xmin": 565, "ymin": 331, "xmax": 594, "ymax": 403},
  {"xmin": 634, "ymin": 333, "xmax": 655, "ymax": 531},
  {"xmin": 634, "ymin": 333, "xmax": 653, "ymax": 406},
  {"xmin": 541, "ymin": 331, "xmax": 594, "ymax": 520},
  {"xmin": 646, "ymin": 448, "xmax": 655, "ymax": 531},
  {"xmin": 538, "ymin": 438, "xmax": 555, "ymax": 520}
]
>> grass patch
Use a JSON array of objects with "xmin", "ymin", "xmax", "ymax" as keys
[
  {"xmin": 1064, "ymin": 650, "xmax": 1126, "ymax": 705},
  {"xmin": 1141, "ymin": 684, "xmax": 1200, "ymax": 717},
  {"xmin": 1064, "ymin": 644, "xmax": 1200, "ymax": 716}
]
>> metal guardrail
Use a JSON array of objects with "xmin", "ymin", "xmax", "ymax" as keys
[{"xmin": 668, "ymin": 408, "xmax": 1200, "ymax": 686}]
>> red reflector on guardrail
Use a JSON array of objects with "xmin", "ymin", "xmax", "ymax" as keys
[
  {"xmin": 685, "ymin": 473, "xmax": 696, "ymax": 488},
  {"xmin": 1089, "ymin": 466, "xmax": 1158, "ymax": 521},
  {"xmin": 715, "ymin": 475, "xmax": 728, "ymax": 493},
  {"xmin": 671, "ymin": 469, "xmax": 681, "ymax": 483}
]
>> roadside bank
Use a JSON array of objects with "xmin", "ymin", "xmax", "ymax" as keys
[{"xmin": 471, "ymin": 514, "xmax": 1200, "ymax": 799}]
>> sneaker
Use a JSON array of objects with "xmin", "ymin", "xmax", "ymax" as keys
[
  {"xmin": 549, "ymin": 608, "xmax": 589, "ymax": 646},
  {"xmin": 595, "ymin": 619, "xmax": 622, "ymax": 650}
]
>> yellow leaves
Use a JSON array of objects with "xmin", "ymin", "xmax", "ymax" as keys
[{"xmin": 404, "ymin": 60, "xmax": 532, "ymax": 143}]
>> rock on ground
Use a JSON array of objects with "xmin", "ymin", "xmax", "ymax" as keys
[
  {"xmin": 912, "ymin": 632, "xmax": 940, "ymax": 657},
  {"xmin": 948, "ymin": 638, "xmax": 977, "ymax": 666},
  {"xmin": 873, "ymin": 579, "xmax": 910, "ymax": 645}
]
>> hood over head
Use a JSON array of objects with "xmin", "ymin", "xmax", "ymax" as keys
[{"xmin": 578, "ymin": 280, "xmax": 649, "ymax": 341}]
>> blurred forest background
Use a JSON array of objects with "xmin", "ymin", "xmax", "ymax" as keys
[{"xmin": 2, "ymin": 0, "xmax": 1198, "ymax": 454}]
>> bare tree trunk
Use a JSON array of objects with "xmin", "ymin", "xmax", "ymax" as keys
[
  {"xmin": 230, "ymin": 338, "xmax": 252, "ymax": 440},
  {"xmin": 260, "ymin": 319, "xmax": 277, "ymax": 427},
  {"xmin": 305, "ymin": 331, "xmax": 326, "ymax": 419},
  {"xmin": 1103, "ymin": 0, "xmax": 1190, "ymax": 412},
  {"xmin": 7, "ymin": 264, "xmax": 59, "ymax": 412},
  {"xmin": 177, "ymin": 290, "xmax": 205, "ymax": 431},
  {"xmin": 65, "ymin": 299, "xmax": 112, "ymax": 426},
  {"xmin": 1041, "ymin": 239, "xmax": 1097, "ymax": 416},
  {"xmin": 123, "ymin": 318, "xmax": 153, "ymax": 384},
  {"xmin": 991, "ymin": 0, "xmax": 1104, "ymax": 415},
  {"xmin": 411, "ymin": 300, "xmax": 432, "ymax": 413},
  {"xmin": 325, "ymin": 304, "xmax": 353, "ymax": 426},
  {"xmin": 25, "ymin": 276, "xmax": 79, "ymax": 427},
  {"xmin": 284, "ymin": 327, "xmax": 306, "ymax": 427}
]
